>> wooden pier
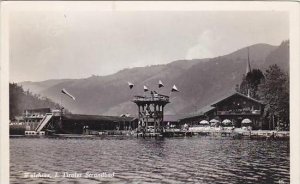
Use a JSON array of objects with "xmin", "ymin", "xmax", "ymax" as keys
[{"xmin": 190, "ymin": 129, "xmax": 289, "ymax": 140}]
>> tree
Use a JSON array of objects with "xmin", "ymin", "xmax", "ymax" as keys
[
  {"xmin": 9, "ymin": 83, "xmax": 66, "ymax": 120},
  {"xmin": 258, "ymin": 64, "xmax": 289, "ymax": 130},
  {"xmin": 239, "ymin": 69, "xmax": 265, "ymax": 99}
]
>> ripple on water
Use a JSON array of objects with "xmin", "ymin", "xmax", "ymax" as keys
[{"xmin": 10, "ymin": 137, "xmax": 289, "ymax": 184}]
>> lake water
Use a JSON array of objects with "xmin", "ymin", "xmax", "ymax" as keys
[{"xmin": 10, "ymin": 137, "xmax": 289, "ymax": 184}]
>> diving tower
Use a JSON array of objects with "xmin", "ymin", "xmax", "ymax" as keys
[{"xmin": 132, "ymin": 93, "xmax": 170, "ymax": 136}]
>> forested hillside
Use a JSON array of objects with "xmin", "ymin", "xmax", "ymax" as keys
[{"xmin": 9, "ymin": 83, "xmax": 61, "ymax": 120}]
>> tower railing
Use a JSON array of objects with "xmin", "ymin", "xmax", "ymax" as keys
[{"xmin": 133, "ymin": 94, "xmax": 169, "ymax": 103}]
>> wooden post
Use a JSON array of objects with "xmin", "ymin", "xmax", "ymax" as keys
[{"xmin": 272, "ymin": 114, "xmax": 275, "ymax": 130}]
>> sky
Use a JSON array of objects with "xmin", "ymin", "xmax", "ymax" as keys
[{"xmin": 9, "ymin": 9, "xmax": 289, "ymax": 82}]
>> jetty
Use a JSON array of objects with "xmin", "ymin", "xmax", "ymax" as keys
[{"xmin": 188, "ymin": 128, "xmax": 289, "ymax": 140}]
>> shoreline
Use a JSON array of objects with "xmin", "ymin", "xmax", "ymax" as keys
[{"xmin": 9, "ymin": 129, "xmax": 289, "ymax": 141}]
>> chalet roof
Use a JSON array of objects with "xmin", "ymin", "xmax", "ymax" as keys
[
  {"xmin": 178, "ymin": 113, "xmax": 207, "ymax": 122},
  {"xmin": 211, "ymin": 92, "xmax": 264, "ymax": 106},
  {"xmin": 196, "ymin": 105, "xmax": 216, "ymax": 114},
  {"xmin": 177, "ymin": 104, "xmax": 216, "ymax": 122},
  {"xmin": 63, "ymin": 114, "xmax": 136, "ymax": 122}
]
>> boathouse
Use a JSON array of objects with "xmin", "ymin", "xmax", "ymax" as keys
[
  {"xmin": 58, "ymin": 114, "xmax": 138, "ymax": 134},
  {"xmin": 19, "ymin": 108, "xmax": 138, "ymax": 134},
  {"xmin": 179, "ymin": 92, "xmax": 265, "ymax": 129}
]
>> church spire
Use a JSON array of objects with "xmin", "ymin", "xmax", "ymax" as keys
[{"xmin": 246, "ymin": 47, "xmax": 252, "ymax": 74}]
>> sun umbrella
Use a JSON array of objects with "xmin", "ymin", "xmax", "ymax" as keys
[
  {"xmin": 199, "ymin": 120, "xmax": 209, "ymax": 125},
  {"xmin": 222, "ymin": 119, "xmax": 232, "ymax": 125},
  {"xmin": 209, "ymin": 119, "xmax": 219, "ymax": 123},
  {"xmin": 242, "ymin": 118, "xmax": 252, "ymax": 124}
]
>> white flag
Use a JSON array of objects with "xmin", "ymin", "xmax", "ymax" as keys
[
  {"xmin": 144, "ymin": 85, "xmax": 149, "ymax": 92},
  {"xmin": 158, "ymin": 80, "xmax": 164, "ymax": 88},
  {"xmin": 61, "ymin": 88, "xmax": 76, "ymax": 100},
  {"xmin": 171, "ymin": 85, "xmax": 179, "ymax": 92},
  {"xmin": 128, "ymin": 82, "xmax": 134, "ymax": 89}
]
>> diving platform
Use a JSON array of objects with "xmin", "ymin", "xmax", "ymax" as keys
[{"xmin": 132, "ymin": 93, "xmax": 170, "ymax": 137}]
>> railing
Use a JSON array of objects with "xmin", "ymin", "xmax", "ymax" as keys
[
  {"xmin": 23, "ymin": 114, "xmax": 45, "ymax": 119},
  {"xmin": 133, "ymin": 95, "xmax": 169, "ymax": 103},
  {"xmin": 217, "ymin": 110, "xmax": 261, "ymax": 115}
]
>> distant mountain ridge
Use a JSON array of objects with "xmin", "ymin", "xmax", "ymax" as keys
[{"xmin": 19, "ymin": 42, "xmax": 289, "ymax": 117}]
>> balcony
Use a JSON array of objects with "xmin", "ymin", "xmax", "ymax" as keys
[
  {"xmin": 23, "ymin": 114, "xmax": 45, "ymax": 119},
  {"xmin": 217, "ymin": 110, "xmax": 261, "ymax": 116}
]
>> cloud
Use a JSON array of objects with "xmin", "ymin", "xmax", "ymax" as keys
[
  {"xmin": 9, "ymin": 10, "xmax": 289, "ymax": 82},
  {"xmin": 185, "ymin": 30, "xmax": 220, "ymax": 60}
]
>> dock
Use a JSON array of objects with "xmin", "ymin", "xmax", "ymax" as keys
[{"xmin": 190, "ymin": 129, "xmax": 289, "ymax": 140}]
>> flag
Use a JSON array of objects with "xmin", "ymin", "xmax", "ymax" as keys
[
  {"xmin": 144, "ymin": 85, "xmax": 149, "ymax": 92},
  {"xmin": 171, "ymin": 85, "xmax": 179, "ymax": 92},
  {"xmin": 61, "ymin": 88, "xmax": 76, "ymax": 100},
  {"xmin": 128, "ymin": 82, "xmax": 134, "ymax": 89},
  {"xmin": 158, "ymin": 80, "xmax": 164, "ymax": 88}
]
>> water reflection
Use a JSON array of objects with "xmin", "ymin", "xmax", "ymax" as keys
[{"xmin": 10, "ymin": 137, "xmax": 289, "ymax": 184}]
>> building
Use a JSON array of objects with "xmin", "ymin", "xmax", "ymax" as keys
[
  {"xmin": 211, "ymin": 92, "xmax": 265, "ymax": 129},
  {"xmin": 179, "ymin": 92, "xmax": 265, "ymax": 130},
  {"xmin": 55, "ymin": 114, "xmax": 138, "ymax": 134},
  {"xmin": 178, "ymin": 105, "xmax": 215, "ymax": 126},
  {"xmin": 23, "ymin": 108, "xmax": 52, "ymax": 130},
  {"xmin": 18, "ymin": 107, "xmax": 138, "ymax": 134}
]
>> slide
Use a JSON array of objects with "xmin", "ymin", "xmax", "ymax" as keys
[{"xmin": 35, "ymin": 113, "xmax": 53, "ymax": 132}]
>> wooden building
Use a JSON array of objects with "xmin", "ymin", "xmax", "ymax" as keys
[
  {"xmin": 23, "ymin": 108, "xmax": 52, "ymax": 130},
  {"xmin": 54, "ymin": 114, "xmax": 138, "ymax": 134},
  {"xmin": 178, "ymin": 105, "xmax": 216, "ymax": 126},
  {"xmin": 179, "ymin": 92, "xmax": 265, "ymax": 129},
  {"xmin": 211, "ymin": 92, "xmax": 265, "ymax": 129}
]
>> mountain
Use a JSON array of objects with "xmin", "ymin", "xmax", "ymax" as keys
[
  {"xmin": 264, "ymin": 40, "xmax": 289, "ymax": 72},
  {"xmin": 18, "ymin": 42, "xmax": 289, "ymax": 117},
  {"xmin": 20, "ymin": 79, "xmax": 73, "ymax": 94}
]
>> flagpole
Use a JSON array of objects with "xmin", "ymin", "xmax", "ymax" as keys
[
  {"xmin": 158, "ymin": 80, "xmax": 164, "ymax": 95},
  {"xmin": 60, "ymin": 92, "xmax": 62, "ymax": 125},
  {"xmin": 60, "ymin": 92, "xmax": 62, "ymax": 109},
  {"xmin": 128, "ymin": 82, "xmax": 134, "ymax": 98}
]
